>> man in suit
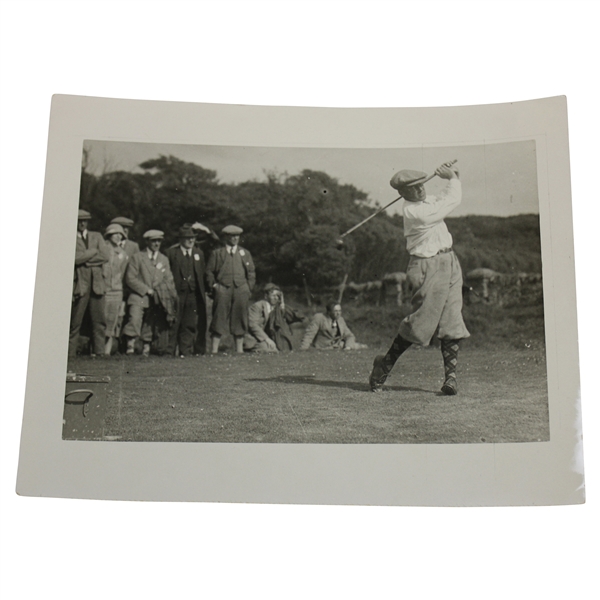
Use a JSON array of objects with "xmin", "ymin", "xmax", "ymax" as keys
[
  {"xmin": 166, "ymin": 225, "xmax": 207, "ymax": 357},
  {"xmin": 244, "ymin": 283, "xmax": 305, "ymax": 353},
  {"xmin": 300, "ymin": 301, "xmax": 365, "ymax": 351},
  {"xmin": 206, "ymin": 225, "xmax": 256, "ymax": 354},
  {"xmin": 69, "ymin": 209, "xmax": 109, "ymax": 358},
  {"xmin": 122, "ymin": 230, "xmax": 178, "ymax": 357}
]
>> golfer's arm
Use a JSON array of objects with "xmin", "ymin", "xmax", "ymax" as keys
[{"xmin": 412, "ymin": 179, "xmax": 462, "ymax": 225}]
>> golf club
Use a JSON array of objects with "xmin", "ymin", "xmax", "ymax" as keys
[{"xmin": 336, "ymin": 159, "xmax": 457, "ymax": 248}]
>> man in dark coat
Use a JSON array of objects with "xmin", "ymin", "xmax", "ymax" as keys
[
  {"xmin": 69, "ymin": 209, "xmax": 109, "ymax": 358},
  {"xmin": 206, "ymin": 225, "xmax": 256, "ymax": 354},
  {"xmin": 166, "ymin": 225, "xmax": 207, "ymax": 357}
]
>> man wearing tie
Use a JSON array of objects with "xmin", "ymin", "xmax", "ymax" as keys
[
  {"xmin": 300, "ymin": 301, "xmax": 363, "ymax": 351},
  {"xmin": 122, "ymin": 230, "xmax": 177, "ymax": 357},
  {"xmin": 69, "ymin": 209, "xmax": 109, "ymax": 358},
  {"xmin": 166, "ymin": 225, "xmax": 207, "ymax": 357},
  {"xmin": 206, "ymin": 225, "xmax": 256, "ymax": 354}
]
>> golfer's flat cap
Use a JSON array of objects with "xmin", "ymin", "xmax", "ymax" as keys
[
  {"xmin": 221, "ymin": 225, "xmax": 243, "ymax": 235},
  {"xmin": 110, "ymin": 216, "xmax": 135, "ymax": 227},
  {"xmin": 178, "ymin": 225, "xmax": 197, "ymax": 238},
  {"xmin": 104, "ymin": 223, "xmax": 125, "ymax": 238},
  {"xmin": 143, "ymin": 229, "xmax": 164, "ymax": 240},
  {"xmin": 390, "ymin": 170, "xmax": 428, "ymax": 191},
  {"xmin": 78, "ymin": 209, "xmax": 92, "ymax": 220}
]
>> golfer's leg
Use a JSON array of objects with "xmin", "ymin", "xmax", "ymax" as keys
[
  {"xmin": 369, "ymin": 334, "xmax": 412, "ymax": 392},
  {"xmin": 438, "ymin": 253, "xmax": 470, "ymax": 341},
  {"xmin": 440, "ymin": 339, "xmax": 461, "ymax": 395},
  {"xmin": 399, "ymin": 255, "xmax": 451, "ymax": 346}
]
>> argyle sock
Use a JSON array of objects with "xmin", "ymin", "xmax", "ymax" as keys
[
  {"xmin": 383, "ymin": 335, "xmax": 412, "ymax": 373},
  {"xmin": 441, "ymin": 339, "xmax": 460, "ymax": 385}
]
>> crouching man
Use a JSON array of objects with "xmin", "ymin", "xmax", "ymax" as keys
[{"xmin": 244, "ymin": 283, "xmax": 304, "ymax": 352}]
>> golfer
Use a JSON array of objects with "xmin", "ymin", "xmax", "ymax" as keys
[{"xmin": 369, "ymin": 163, "xmax": 470, "ymax": 395}]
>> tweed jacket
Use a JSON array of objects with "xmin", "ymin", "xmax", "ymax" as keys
[
  {"xmin": 125, "ymin": 250, "xmax": 176, "ymax": 309},
  {"xmin": 248, "ymin": 300, "xmax": 275, "ymax": 343},
  {"xmin": 206, "ymin": 246, "xmax": 256, "ymax": 291},
  {"xmin": 300, "ymin": 313, "xmax": 356, "ymax": 350},
  {"xmin": 166, "ymin": 245, "xmax": 206, "ymax": 301},
  {"xmin": 73, "ymin": 230, "xmax": 109, "ymax": 297},
  {"xmin": 248, "ymin": 299, "xmax": 304, "ymax": 344}
]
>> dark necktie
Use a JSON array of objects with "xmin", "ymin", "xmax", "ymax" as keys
[{"xmin": 332, "ymin": 320, "xmax": 340, "ymax": 337}]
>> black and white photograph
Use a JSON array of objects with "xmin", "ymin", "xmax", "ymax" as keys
[
  {"xmin": 15, "ymin": 94, "xmax": 581, "ymax": 507},
  {"xmin": 66, "ymin": 138, "xmax": 548, "ymax": 445}
]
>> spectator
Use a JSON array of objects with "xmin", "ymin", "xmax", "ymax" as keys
[
  {"xmin": 300, "ymin": 301, "xmax": 366, "ymax": 350},
  {"xmin": 110, "ymin": 216, "xmax": 140, "ymax": 343},
  {"xmin": 69, "ymin": 209, "xmax": 109, "ymax": 358},
  {"xmin": 122, "ymin": 230, "xmax": 178, "ymax": 357},
  {"xmin": 190, "ymin": 221, "xmax": 221, "ymax": 260},
  {"xmin": 102, "ymin": 223, "xmax": 129, "ymax": 356},
  {"xmin": 166, "ymin": 225, "xmax": 207, "ymax": 357},
  {"xmin": 110, "ymin": 216, "xmax": 140, "ymax": 258},
  {"xmin": 206, "ymin": 225, "xmax": 256, "ymax": 354},
  {"xmin": 244, "ymin": 283, "xmax": 304, "ymax": 352}
]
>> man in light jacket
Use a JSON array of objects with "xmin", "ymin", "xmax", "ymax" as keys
[{"xmin": 300, "ymin": 301, "xmax": 363, "ymax": 351}]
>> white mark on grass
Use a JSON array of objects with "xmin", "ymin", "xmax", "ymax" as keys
[{"xmin": 287, "ymin": 399, "xmax": 308, "ymax": 437}]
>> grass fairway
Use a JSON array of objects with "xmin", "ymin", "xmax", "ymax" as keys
[{"xmin": 66, "ymin": 344, "xmax": 549, "ymax": 444}]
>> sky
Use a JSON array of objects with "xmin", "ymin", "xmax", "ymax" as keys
[{"xmin": 84, "ymin": 138, "xmax": 539, "ymax": 217}]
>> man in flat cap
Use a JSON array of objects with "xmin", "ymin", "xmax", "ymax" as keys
[
  {"xmin": 166, "ymin": 225, "xmax": 207, "ymax": 357},
  {"xmin": 69, "ymin": 209, "xmax": 110, "ymax": 358},
  {"xmin": 369, "ymin": 163, "xmax": 469, "ymax": 395},
  {"xmin": 122, "ymin": 230, "xmax": 178, "ymax": 357},
  {"xmin": 206, "ymin": 225, "xmax": 256, "ymax": 354}
]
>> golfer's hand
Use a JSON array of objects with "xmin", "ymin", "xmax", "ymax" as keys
[
  {"xmin": 435, "ymin": 164, "xmax": 459, "ymax": 180},
  {"xmin": 265, "ymin": 338, "xmax": 278, "ymax": 351},
  {"xmin": 147, "ymin": 288, "xmax": 154, "ymax": 295}
]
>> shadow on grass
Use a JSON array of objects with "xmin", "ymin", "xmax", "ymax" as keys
[{"xmin": 247, "ymin": 374, "xmax": 433, "ymax": 394}]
